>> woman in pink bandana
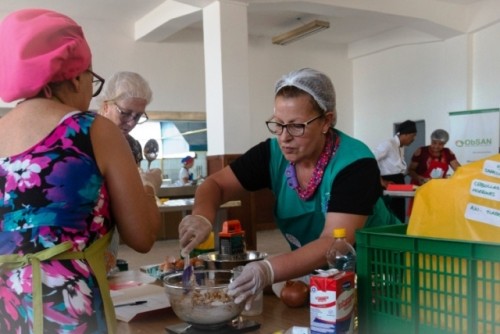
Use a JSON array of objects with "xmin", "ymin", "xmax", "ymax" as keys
[{"xmin": 0, "ymin": 9, "xmax": 160, "ymax": 334}]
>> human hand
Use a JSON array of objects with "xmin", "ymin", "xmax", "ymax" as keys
[
  {"xmin": 381, "ymin": 179, "xmax": 393, "ymax": 189},
  {"xmin": 178, "ymin": 215, "xmax": 212, "ymax": 257},
  {"xmin": 228, "ymin": 260, "xmax": 274, "ymax": 311},
  {"xmin": 419, "ymin": 177, "xmax": 430, "ymax": 185},
  {"xmin": 140, "ymin": 168, "xmax": 162, "ymax": 193}
]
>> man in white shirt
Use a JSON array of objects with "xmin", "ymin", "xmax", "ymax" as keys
[{"xmin": 374, "ymin": 120, "xmax": 417, "ymax": 222}]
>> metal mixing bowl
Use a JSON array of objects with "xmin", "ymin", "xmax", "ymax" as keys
[
  {"xmin": 197, "ymin": 251, "xmax": 268, "ymax": 270},
  {"xmin": 163, "ymin": 270, "xmax": 244, "ymax": 328}
]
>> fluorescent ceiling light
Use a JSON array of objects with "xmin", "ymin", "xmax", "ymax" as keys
[{"xmin": 272, "ymin": 20, "xmax": 330, "ymax": 45}]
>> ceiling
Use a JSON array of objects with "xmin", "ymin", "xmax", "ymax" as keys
[{"xmin": 0, "ymin": 0, "xmax": 485, "ymax": 45}]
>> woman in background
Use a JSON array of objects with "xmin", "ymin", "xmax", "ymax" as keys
[
  {"xmin": 179, "ymin": 155, "xmax": 195, "ymax": 185},
  {"xmin": 408, "ymin": 129, "xmax": 461, "ymax": 185},
  {"xmin": 97, "ymin": 72, "xmax": 152, "ymax": 165},
  {"xmin": 96, "ymin": 71, "xmax": 162, "ymax": 272},
  {"xmin": 0, "ymin": 9, "xmax": 159, "ymax": 333}
]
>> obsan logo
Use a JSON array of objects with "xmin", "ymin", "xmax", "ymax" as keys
[{"xmin": 455, "ymin": 138, "xmax": 492, "ymax": 148}]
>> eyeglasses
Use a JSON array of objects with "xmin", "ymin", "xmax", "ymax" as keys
[
  {"xmin": 114, "ymin": 103, "xmax": 149, "ymax": 124},
  {"xmin": 266, "ymin": 114, "xmax": 324, "ymax": 137},
  {"xmin": 87, "ymin": 70, "xmax": 105, "ymax": 97}
]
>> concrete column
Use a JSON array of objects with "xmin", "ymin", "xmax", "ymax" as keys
[{"xmin": 203, "ymin": 1, "xmax": 251, "ymax": 155}]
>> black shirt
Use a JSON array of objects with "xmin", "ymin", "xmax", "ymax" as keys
[{"xmin": 230, "ymin": 139, "xmax": 382, "ymax": 215}]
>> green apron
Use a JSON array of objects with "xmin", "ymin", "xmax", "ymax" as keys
[
  {"xmin": 269, "ymin": 130, "xmax": 399, "ymax": 250},
  {"xmin": 0, "ymin": 232, "xmax": 116, "ymax": 334}
]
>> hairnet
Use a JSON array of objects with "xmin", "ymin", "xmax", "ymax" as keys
[
  {"xmin": 431, "ymin": 129, "xmax": 449, "ymax": 143},
  {"xmin": 0, "ymin": 9, "xmax": 91, "ymax": 102},
  {"xmin": 96, "ymin": 71, "xmax": 153, "ymax": 105},
  {"xmin": 274, "ymin": 68, "xmax": 336, "ymax": 113}
]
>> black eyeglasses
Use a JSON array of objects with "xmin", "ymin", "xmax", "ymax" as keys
[
  {"xmin": 114, "ymin": 103, "xmax": 149, "ymax": 124},
  {"xmin": 266, "ymin": 114, "xmax": 324, "ymax": 137},
  {"xmin": 87, "ymin": 70, "xmax": 105, "ymax": 97}
]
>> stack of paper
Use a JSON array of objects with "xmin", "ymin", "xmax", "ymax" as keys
[{"xmin": 110, "ymin": 278, "xmax": 170, "ymax": 322}]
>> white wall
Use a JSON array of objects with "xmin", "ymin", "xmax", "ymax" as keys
[
  {"xmin": 352, "ymin": 34, "xmax": 472, "ymax": 150},
  {"xmin": 3, "ymin": 6, "xmax": 500, "ymax": 157},
  {"xmin": 0, "ymin": 13, "xmax": 352, "ymax": 154},
  {"xmin": 472, "ymin": 22, "xmax": 500, "ymax": 109},
  {"xmin": 87, "ymin": 21, "xmax": 207, "ymax": 114},
  {"xmin": 248, "ymin": 35, "xmax": 352, "ymax": 147}
]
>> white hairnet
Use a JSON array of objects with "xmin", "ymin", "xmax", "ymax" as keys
[
  {"xmin": 274, "ymin": 68, "xmax": 336, "ymax": 113},
  {"xmin": 96, "ymin": 71, "xmax": 152, "ymax": 105},
  {"xmin": 431, "ymin": 129, "xmax": 449, "ymax": 143}
]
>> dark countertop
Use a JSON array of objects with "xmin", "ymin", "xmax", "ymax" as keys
[{"xmin": 157, "ymin": 185, "xmax": 197, "ymax": 199}]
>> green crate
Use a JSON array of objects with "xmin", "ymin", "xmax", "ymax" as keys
[{"xmin": 356, "ymin": 225, "xmax": 500, "ymax": 334}]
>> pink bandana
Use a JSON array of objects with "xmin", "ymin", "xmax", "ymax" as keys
[{"xmin": 0, "ymin": 9, "xmax": 92, "ymax": 102}]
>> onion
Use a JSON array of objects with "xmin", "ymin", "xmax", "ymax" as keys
[{"xmin": 280, "ymin": 280, "xmax": 309, "ymax": 308}]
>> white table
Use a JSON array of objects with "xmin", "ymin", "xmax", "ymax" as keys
[
  {"xmin": 158, "ymin": 198, "xmax": 241, "ymax": 213},
  {"xmin": 383, "ymin": 190, "xmax": 416, "ymax": 197}
]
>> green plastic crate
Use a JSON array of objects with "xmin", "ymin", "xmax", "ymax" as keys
[{"xmin": 356, "ymin": 225, "xmax": 500, "ymax": 334}]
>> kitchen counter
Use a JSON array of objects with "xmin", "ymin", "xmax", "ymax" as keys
[
  {"xmin": 383, "ymin": 190, "xmax": 416, "ymax": 197},
  {"xmin": 111, "ymin": 270, "xmax": 310, "ymax": 333},
  {"xmin": 158, "ymin": 198, "xmax": 241, "ymax": 213},
  {"xmin": 111, "ymin": 269, "xmax": 310, "ymax": 334},
  {"xmin": 157, "ymin": 185, "xmax": 197, "ymax": 199},
  {"xmin": 116, "ymin": 294, "xmax": 309, "ymax": 333}
]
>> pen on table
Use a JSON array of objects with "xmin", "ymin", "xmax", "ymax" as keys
[{"xmin": 114, "ymin": 300, "xmax": 147, "ymax": 308}]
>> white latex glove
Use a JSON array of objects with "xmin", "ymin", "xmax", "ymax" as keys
[
  {"xmin": 140, "ymin": 168, "xmax": 162, "ymax": 193},
  {"xmin": 228, "ymin": 260, "xmax": 274, "ymax": 311},
  {"xmin": 178, "ymin": 215, "xmax": 212, "ymax": 257}
]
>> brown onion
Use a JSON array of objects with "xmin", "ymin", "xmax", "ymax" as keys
[{"xmin": 280, "ymin": 280, "xmax": 309, "ymax": 308}]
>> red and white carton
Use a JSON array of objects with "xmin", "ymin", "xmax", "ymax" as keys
[{"xmin": 310, "ymin": 269, "xmax": 355, "ymax": 334}]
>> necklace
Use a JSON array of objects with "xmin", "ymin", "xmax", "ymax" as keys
[{"xmin": 285, "ymin": 130, "xmax": 340, "ymax": 200}]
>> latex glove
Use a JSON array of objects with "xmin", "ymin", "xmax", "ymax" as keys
[
  {"xmin": 178, "ymin": 215, "xmax": 212, "ymax": 257},
  {"xmin": 228, "ymin": 260, "xmax": 274, "ymax": 311},
  {"xmin": 140, "ymin": 168, "xmax": 162, "ymax": 193}
]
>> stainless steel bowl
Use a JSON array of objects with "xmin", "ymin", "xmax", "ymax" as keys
[
  {"xmin": 197, "ymin": 251, "xmax": 268, "ymax": 270},
  {"xmin": 163, "ymin": 269, "xmax": 244, "ymax": 328}
]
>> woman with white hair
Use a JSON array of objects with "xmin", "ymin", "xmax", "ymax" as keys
[
  {"xmin": 96, "ymin": 71, "xmax": 152, "ymax": 165},
  {"xmin": 96, "ymin": 71, "xmax": 162, "ymax": 272},
  {"xmin": 408, "ymin": 129, "xmax": 461, "ymax": 185}
]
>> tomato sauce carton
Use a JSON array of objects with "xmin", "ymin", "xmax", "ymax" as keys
[{"xmin": 310, "ymin": 270, "xmax": 355, "ymax": 334}]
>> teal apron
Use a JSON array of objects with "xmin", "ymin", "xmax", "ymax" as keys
[{"xmin": 269, "ymin": 130, "xmax": 400, "ymax": 250}]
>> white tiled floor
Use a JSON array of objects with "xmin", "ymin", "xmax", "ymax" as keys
[{"xmin": 118, "ymin": 228, "xmax": 290, "ymax": 270}]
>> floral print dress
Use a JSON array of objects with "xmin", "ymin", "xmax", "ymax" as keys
[{"xmin": 0, "ymin": 111, "xmax": 114, "ymax": 333}]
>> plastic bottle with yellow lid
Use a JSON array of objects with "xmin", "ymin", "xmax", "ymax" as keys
[{"xmin": 325, "ymin": 228, "xmax": 356, "ymax": 272}]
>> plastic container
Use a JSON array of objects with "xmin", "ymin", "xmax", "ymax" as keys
[
  {"xmin": 190, "ymin": 232, "xmax": 215, "ymax": 257},
  {"xmin": 218, "ymin": 220, "xmax": 246, "ymax": 255},
  {"xmin": 356, "ymin": 224, "xmax": 500, "ymax": 334},
  {"xmin": 233, "ymin": 266, "xmax": 263, "ymax": 316},
  {"xmin": 326, "ymin": 228, "xmax": 356, "ymax": 272}
]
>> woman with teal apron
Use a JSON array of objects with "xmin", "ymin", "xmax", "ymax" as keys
[{"xmin": 177, "ymin": 68, "xmax": 400, "ymax": 311}]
